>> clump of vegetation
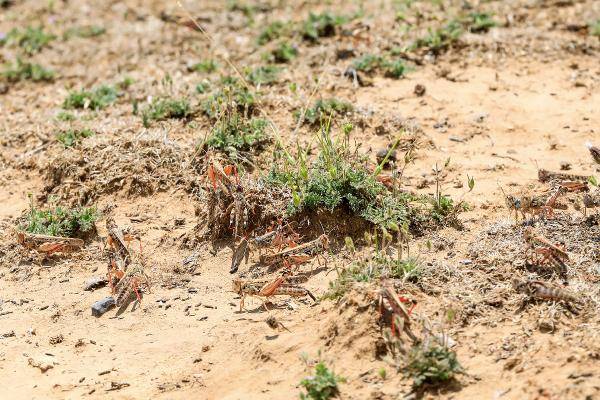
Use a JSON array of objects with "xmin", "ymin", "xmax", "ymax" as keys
[
  {"xmin": 23, "ymin": 201, "xmax": 97, "ymax": 238},
  {"xmin": 1, "ymin": 59, "xmax": 54, "ymax": 82},
  {"xmin": 352, "ymin": 54, "xmax": 410, "ymax": 78},
  {"xmin": 63, "ymin": 85, "xmax": 118, "ymax": 110},
  {"xmin": 411, "ymin": 21, "xmax": 462, "ymax": 54},
  {"xmin": 591, "ymin": 20, "xmax": 600, "ymax": 37},
  {"xmin": 302, "ymin": 12, "xmax": 347, "ymax": 41},
  {"xmin": 55, "ymin": 111, "xmax": 76, "ymax": 122},
  {"xmin": 406, "ymin": 344, "xmax": 463, "ymax": 387},
  {"xmin": 464, "ymin": 12, "xmax": 496, "ymax": 33},
  {"xmin": 299, "ymin": 362, "xmax": 345, "ymax": 400},
  {"xmin": 1, "ymin": 26, "xmax": 55, "ymax": 54},
  {"xmin": 196, "ymin": 81, "xmax": 210, "ymax": 94},
  {"xmin": 190, "ymin": 59, "xmax": 218, "ymax": 73},
  {"xmin": 141, "ymin": 98, "xmax": 191, "ymax": 127},
  {"xmin": 246, "ymin": 65, "xmax": 281, "ymax": 86},
  {"xmin": 269, "ymin": 41, "xmax": 298, "ymax": 63},
  {"xmin": 296, "ymin": 98, "xmax": 353, "ymax": 126},
  {"xmin": 326, "ymin": 248, "xmax": 421, "ymax": 300},
  {"xmin": 202, "ymin": 77, "xmax": 256, "ymax": 118},
  {"xmin": 204, "ymin": 108, "xmax": 270, "ymax": 158},
  {"xmin": 257, "ymin": 21, "xmax": 291, "ymax": 45},
  {"xmin": 56, "ymin": 128, "xmax": 94, "ymax": 147},
  {"xmin": 63, "ymin": 25, "xmax": 106, "ymax": 40}
]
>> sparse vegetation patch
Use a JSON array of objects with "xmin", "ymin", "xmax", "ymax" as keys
[
  {"xmin": 23, "ymin": 201, "xmax": 97, "ymax": 238},
  {"xmin": 141, "ymin": 97, "xmax": 191, "ymax": 127},
  {"xmin": 63, "ymin": 85, "xmax": 118, "ymax": 110},
  {"xmin": 1, "ymin": 59, "xmax": 54, "ymax": 82}
]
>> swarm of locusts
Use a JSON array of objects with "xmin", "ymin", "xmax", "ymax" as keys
[{"xmin": 502, "ymin": 144, "xmax": 599, "ymax": 310}]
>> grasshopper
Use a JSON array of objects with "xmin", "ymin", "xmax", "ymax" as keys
[
  {"xmin": 232, "ymin": 274, "xmax": 315, "ymax": 311},
  {"xmin": 259, "ymin": 234, "xmax": 329, "ymax": 267},
  {"xmin": 512, "ymin": 278, "xmax": 580, "ymax": 305},
  {"xmin": 230, "ymin": 222, "xmax": 301, "ymax": 273},
  {"xmin": 523, "ymin": 227, "xmax": 569, "ymax": 279},
  {"xmin": 16, "ymin": 231, "xmax": 84, "ymax": 254},
  {"xmin": 379, "ymin": 281, "xmax": 417, "ymax": 342},
  {"xmin": 586, "ymin": 142, "xmax": 600, "ymax": 165},
  {"xmin": 501, "ymin": 185, "xmax": 566, "ymax": 221},
  {"xmin": 538, "ymin": 169, "xmax": 591, "ymax": 184},
  {"xmin": 114, "ymin": 261, "xmax": 151, "ymax": 307}
]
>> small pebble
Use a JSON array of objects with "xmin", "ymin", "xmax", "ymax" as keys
[{"xmin": 91, "ymin": 297, "xmax": 115, "ymax": 318}]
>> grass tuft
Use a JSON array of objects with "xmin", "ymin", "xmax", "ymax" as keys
[
  {"xmin": 296, "ymin": 98, "xmax": 353, "ymax": 126},
  {"xmin": 141, "ymin": 98, "xmax": 191, "ymax": 127},
  {"xmin": 204, "ymin": 109, "xmax": 269, "ymax": 158},
  {"xmin": 1, "ymin": 58, "xmax": 54, "ymax": 82},
  {"xmin": 302, "ymin": 12, "xmax": 347, "ymax": 42},
  {"xmin": 299, "ymin": 362, "xmax": 345, "ymax": 400},
  {"xmin": 56, "ymin": 128, "xmax": 94, "ymax": 147},
  {"xmin": 63, "ymin": 25, "xmax": 106, "ymax": 40},
  {"xmin": 63, "ymin": 85, "xmax": 118, "ymax": 110},
  {"xmin": 23, "ymin": 202, "xmax": 97, "ymax": 238},
  {"xmin": 202, "ymin": 76, "xmax": 256, "ymax": 118},
  {"xmin": 1, "ymin": 26, "xmax": 55, "ymax": 54},
  {"xmin": 246, "ymin": 65, "xmax": 281, "ymax": 86},
  {"xmin": 190, "ymin": 59, "xmax": 219, "ymax": 73},
  {"xmin": 406, "ymin": 344, "xmax": 463, "ymax": 387}
]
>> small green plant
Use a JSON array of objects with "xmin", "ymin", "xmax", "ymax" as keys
[
  {"xmin": 56, "ymin": 128, "xmax": 94, "ymax": 147},
  {"xmin": 405, "ymin": 344, "xmax": 463, "ymax": 387},
  {"xmin": 117, "ymin": 76, "xmax": 134, "ymax": 90},
  {"xmin": 63, "ymin": 85, "xmax": 118, "ymax": 110},
  {"xmin": 23, "ymin": 201, "xmax": 97, "ymax": 238},
  {"xmin": 196, "ymin": 81, "xmax": 210, "ymax": 94},
  {"xmin": 411, "ymin": 20, "xmax": 462, "ymax": 54},
  {"xmin": 141, "ymin": 98, "xmax": 191, "ymax": 127},
  {"xmin": 246, "ymin": 65, "xmax": 281, "ymax": 86},
  {"xmin": 270, "ymin": 41, "xmax": 298, "ymax": 63},
  {"xmin": 296, "ymin": 98, "xmax": 353, "ymax": 126},
  {"xmin": 63, "ymin": 25, "xmax": 106, "ymax": 39},
  {"xmin": 299, "ymin": 362, "xmax": 345, "ymax": 400},
  {"xmin": 55, "ymin": 111, "xmax": 76, "ymax": 122},
  {"xmin": 1, "ymin": 59, "xmax": 54, "ymax": 82},
  {"xmin": 325, "ymin": 250, "xmax": 421, "ymax": 300},
  {"xmin": 257, "ymin": 21, "xmax": 291, "ymax": 45},
  {"xmin": 378, "ymin": 368, "xmax": 387, "ymax": 380},
  {"xmin": 590, "ymin": 20, "xmax": 600, "ymax": 37},
  {"xmin": 465, "ymin": 12, "xmax": 496, "ymax": 33},
  {"xmin": 190, "ymin": 59, "xmax": 218, "ymax": 73},
  {"xmin": 302, "ymin": 12, "xmax": 347, "ymax": 41},
  {"xmin": 1, "ymin": 26, "xmax": 55, "ymax": 54},
  {"xmin": 204, "ymin": 108, "xmax": 269, "ymax": 158},
  {"xmin": 351, "ymin": 54, "xmax": 409, "ymax": 78},
  {"xmin": 202, "ymin": 77, "xmax": 256, "ymax": 118}
]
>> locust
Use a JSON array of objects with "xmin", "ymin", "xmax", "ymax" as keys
[
  {"xmin": 378, "ymin": 281, "xmax": 417, "ymax": 342},
  {"xmin": 502, "ymin": 185, "xmax": 566, "ymax": 221},
  {"xmin": 230, "ymin": 222, "xmax": 301, "ymax": 273},
  {"xmin": 538, "ymin": 169, "xmax": 591, "ymax": 184},
  {"xmin": 512, "ymin": 278, "xmax": 580, "ymax": 305},
  {"xmin": 16, "ymin": 231, "xmax": 84, "ymax": 254},
  {"xmin": 114, "ymin": 261, "xmax": 151, "ymax": 307},
  {"xmin": 259, "ymin": 234, "xmax": 329, "ymax": 267},
  {"xmin": 586, "ymin": 142, "xmax": 600, "ymax": 165},
  {"xmin": 523, "ymin": 227, "xmax": 569, "ymax": 280},
  {"xmin": 232, "ymin": 274, "xmax": 315, "ymax": 311},
  {"xmin": 105, "ymin": 217, "xmax": 133, "ymax": 292}
]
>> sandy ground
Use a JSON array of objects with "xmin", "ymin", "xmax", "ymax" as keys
[{"xmin": 1, "ymin": 1, "xmax": 599, "ymax": 399}]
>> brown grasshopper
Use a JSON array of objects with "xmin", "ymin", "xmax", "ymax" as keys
[
  {"xmin": 16, "ymin": 231, "xmax": 84, "ymax": 254},
  {"xmin": 105, "ymin": 217, "xmax": 133, "ymax": 293},
  {"xmin": 232, "ymin": 274, "xmax": 315, "ymax": 311},
  {"xmin": 538, "ymin": 169, "xmax": 591, "ymax": 184},
  {"xmin": 587, "ymin": 142, "xmax": 600, "ymax": 165},
  {"xmin": 379, "ymin": 281, "xmax": 417, "ymax": 341},
  {"xmin": 230, "ymin": 222, "xmax": 301, "ymax": 273},
  {"xmin": 523, "ymin": 227, "xmax": 569, "ymax": 279},
  {"xmin": 501, "ymin": 185, "xmax": 566, "ymax": 221},
  {"xmin": 259, "ymin": 234, "xmax": 329, "ymax": 267},
  {"xmin": 114, "ymin": 261, "xmax": 151, "ymax": 307},
  {"xmin": 512, "ymin": 278, "xmax": 580, "ymax": 305}
]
